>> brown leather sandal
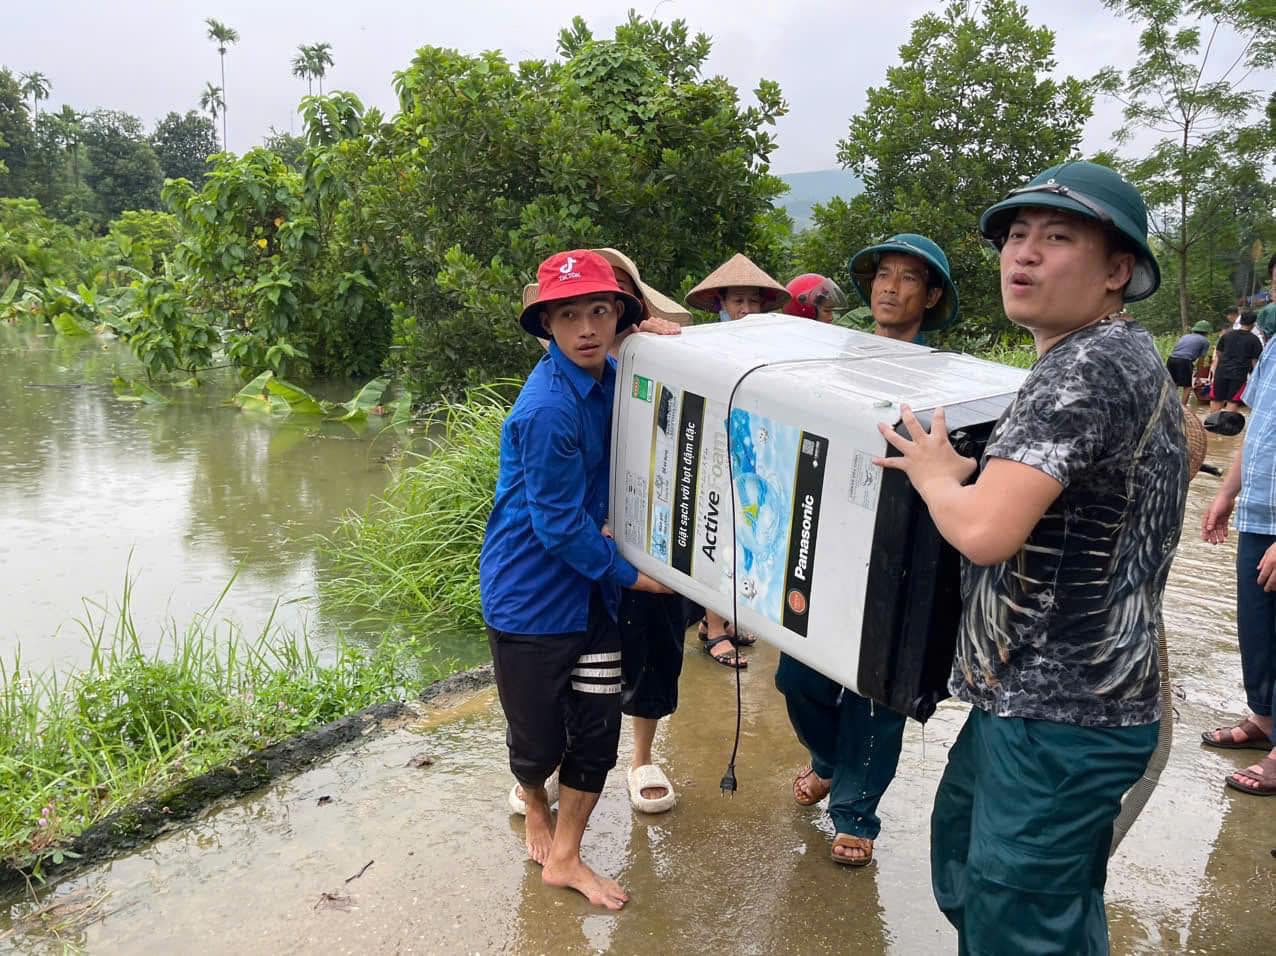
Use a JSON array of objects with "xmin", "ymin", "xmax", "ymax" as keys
[
  {"xmin": 831, "ymin": 833, "xmax": 874, "ymax": 867},
  {"xmin": 1202, "ymin": 718, "xmax": 1273, "ymax": 751},
  {"xmin": 793, "ymin": 766, "xmax": 831, "ymax": 806},
  {"xmin": 1226, "ymin": 755, "xmax": 1276, "ymax": 796}
]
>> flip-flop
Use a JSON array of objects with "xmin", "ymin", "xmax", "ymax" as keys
[
  {"xmin": 1225, "ymin": 755, "xmax": 1276, "ymax": 796},
  {"xmin": 793, "ymin": 766, "xmax": 831, "ymax": 806},
  {"xmin": 508, "ymin": 771, "xmax": 560, "ymax": 816},
  {"xmin": 1202, "ymin": 718, "xmax": 1273, "ymax": 751},
  {"xmin": 627, "ymin": 764, "xmax": 677, "ymax": 814},
  {"xmin": 831, "ymin": 833, "xmax": 874, "ymax": 867}
]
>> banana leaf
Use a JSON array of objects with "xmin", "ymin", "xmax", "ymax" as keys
[
  {"xmin": 112, "ymin": 377, "xmax": 171, "ymax": 405},
  {"xmin": 232, "ymin": 371, "xmax": 276, "ymax": 412},
  {"xmin": 51, "ymin": 312, "xmax": 92, "ymax": 337},
  {"xmin": 265, "ymin": 376, "xmax": 329, "ymax": 415},
  {"xmin": 327, "ymin": 376, "xmax": 389, "ymax": 422}
]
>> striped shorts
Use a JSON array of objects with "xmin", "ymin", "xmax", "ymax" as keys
[{"xmin": 487, "ymin": 592, "xmax": 624, "ymax": 794}]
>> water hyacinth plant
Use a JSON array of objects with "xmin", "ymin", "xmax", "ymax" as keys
[
  {"xmin": 320, "ymin": 384, "xmax": 510, "ymax": 630},
  {"xmin": 0, "ymin": 576, "xmax": 440, "ymax": 872}
]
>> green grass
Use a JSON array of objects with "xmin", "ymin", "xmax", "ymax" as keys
[
  {"xmin": 0, "ymin": 576, "xmax": 442, "ymax": 871},
  {"xmin": 320, "ymin": 384, "xmax": 509, "ymax": 632}
]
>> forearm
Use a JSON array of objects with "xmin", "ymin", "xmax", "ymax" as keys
[
  {"xmin": 912, "ymin": 477, "xmax": 1011, "ymax": 567},
  {"xmin": 1217, "ymin": 447, "xmax": 1243, "ymax": 501},
  {"xmin": 530, "ymin": 512, "xmax": 639, "ymax": 586}
]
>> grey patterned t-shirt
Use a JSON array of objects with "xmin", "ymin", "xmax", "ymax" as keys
[{"xmin": 951, "ymin": 320, "xmax": 1188, "ymax": 727}]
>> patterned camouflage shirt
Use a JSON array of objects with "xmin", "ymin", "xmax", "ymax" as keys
[{"xmin": 951, "ymin": 319, "xmax": 1188, "ymax": 727}]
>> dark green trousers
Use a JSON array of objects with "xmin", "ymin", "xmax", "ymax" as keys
[
  {"xmin": 774, "ymin": 653, "xmax": 906, "ymax": 839},
  {"xmin": 931, "ymin": 707, "xmax": 1158, "ymax": 956}
]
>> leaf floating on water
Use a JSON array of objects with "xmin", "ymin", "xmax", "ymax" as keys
[
  {"xmin": 265, "ymin": 376, "xmax": 329, "ymax": 415},
  {"xmin": 405, "ymin": 753, "xmax": 434, "ymax": 768},
  {"xmin": 328, "ymin": 376, "xmax": 389, "ymax": 422},
  {"xmin": 111, "ymin": 377, "xmax": 171, "ymax": 405},
  {"xmin": 233, "ymin": 370, "xmax": 276, "ymax": 412},
  {"xmin": 51, "ymin": 312, "xmax": 92, "ymax": 337}
]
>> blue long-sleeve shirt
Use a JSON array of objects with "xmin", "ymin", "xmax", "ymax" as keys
[{"xmin": 479, "ymin": 341, "xmax": 640, "ymax": 634}]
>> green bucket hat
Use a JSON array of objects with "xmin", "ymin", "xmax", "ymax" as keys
[
  {"xmin": 849, "ymin": 233, "xmax": 959, "ymax": 333},
  {"xmin": 1192, "ymin": 320, "xmax": 1212, "ymax": 334},
  {"xmin": 979, "ymin": 161, "xmax": 1160, "ymax": 303}
]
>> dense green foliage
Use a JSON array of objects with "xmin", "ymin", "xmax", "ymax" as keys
[
  {"xmin": 1099, "ymin": 0, "xmax": 1276, "ymax": 330},
  {"xmin": 150, "ymin": 110, "xmax": 220, "ymax": 184},
  {"xmin": 348, "ymin": 13, "xmax": 790, "ymax": 395},
  {"xmin": 794, "ymin": 0, "xmax": 1093, "ymax": 343},
  {"xmin": 0, "ymin": 582, "xmax": 441, "ymax": 870}
]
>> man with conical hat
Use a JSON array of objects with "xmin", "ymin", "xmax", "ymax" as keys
[
  {"xmin": 776, "ymin": 238, "xmax": 958, "ymax": 868},
  {"xmin": 875, "ymin": 161, "xmax": 1186, "ymax": 952},
  {"xmin": 684, "ymin": 253, "xmax": 790, "ymax": 669}
]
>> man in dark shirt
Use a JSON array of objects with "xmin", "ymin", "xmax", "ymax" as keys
[
  {"xmin": 1211, "ymin": 311, "xmax": 1263, "ymax": 412},
  {"xmin": 876, "ymin": 161, "xmax": 1187, "ymax": 953}
]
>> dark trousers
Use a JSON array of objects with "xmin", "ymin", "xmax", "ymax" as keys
[
  {"xmin": 486, "ymin": 594, "xmax": 623, "ymax": 794},
  {"xmin": 931, "ymin": 707, "xmax": 1158, "ymax": 956},
  {"xmin": 1236, "ymin": 532, "xmax": 1276, "ymax": 736},
  {"xmin": 774, "ymin": 653, "xmax": 906, "ymax": 840},
  {"xmin": 619, "ymin": 590, "xmax": 686, "ymax": 720}
]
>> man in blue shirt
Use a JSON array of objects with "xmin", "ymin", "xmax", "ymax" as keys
[
  {"xmin": 1201, "ymin": 341, "xmax": 1276, "ymax": 795},
  {"xmin": 480, "ymin": 249, "xmax": 670, "ymax": 911}
]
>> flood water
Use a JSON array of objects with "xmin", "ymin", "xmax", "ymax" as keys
[
  {"xmin": 3, "ymin": 417, "xmax": 1273, "ymax": 954},
  {"xmin": 0, "ymin": 325, "xmax": 410, "ymax": 673}
]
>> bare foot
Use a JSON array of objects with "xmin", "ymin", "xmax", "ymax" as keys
[
  {"xmin": 793, "ymin": 766, "xmax": 831, "ymax": 806},
  {"xmin": 523, "ymin": 790, "xmax": 554, "ymax": 865},
  {"xmin": 542, "ymin": 858, "xmax": 629, "ymax": 910}
]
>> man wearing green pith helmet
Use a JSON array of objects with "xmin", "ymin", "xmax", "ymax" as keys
[
  {"xmin": 876, "ymin": 162, "xmax": 1187, "ymax": 953},
  {"xmin": 776, "ymin": 233, "xmax": 959, "ymax": 867}
]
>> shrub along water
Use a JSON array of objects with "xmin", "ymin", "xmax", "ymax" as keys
[
  {"xmin": 0, "ymin": 576, "xmax": 440, "ymax": 872},
  {"xmin": 321, "ymin": 384, "xmax": 509, "ymax": 630}
]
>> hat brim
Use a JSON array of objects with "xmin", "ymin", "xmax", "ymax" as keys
[
  {"xmin": 684, "ymin": 287, "xmax": 789, "ymax": 314},
  {"xmin": 978, "ymin": 193, "xmax": 1161, "ymax": 303},
  {"xmin": 849, "ymin": 242, "xmax": 960, "ymax": 333},
  {"xmin": 590, "ymin": 249, "xmax": 692, "ymax": 326},
  {"xmin": 518, "ymin": 284, "xmax": 643, "ymax": 338}
]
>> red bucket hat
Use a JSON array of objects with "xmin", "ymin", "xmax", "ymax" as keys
[{"xmin": 518, "ymin": 250, "xmax": 643, "ymax": 338}]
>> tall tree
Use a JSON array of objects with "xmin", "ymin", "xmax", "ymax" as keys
[
  {"xmin": 1099, "ymin": 0, "xmax": 1276, "ymax": 330},
  {"xmin": 199, "ymin": 83, "xmax": 224, "ymax": 148},
  {"xmin": 150, "ymin": 110, "xmax": 219, "ymax": 183},
  {"xmin": 291, "ymin": 45, "xmax": 314, "ymax": 96},
  {"xmin": 308, "ymin": 43, "xmax": 334, "ymax": 95},
  {"xmin": 81, "ymin": 109, "xmax": 164, "ymax": 220},
  {"xmin": 798, "ymin": 0, "xmax": 1092, "ymax": 334},
  {"xmin": 204, "ymin": 17, "xmax": 239, "ymax": 150},
  {"xmin": 0, "ymin": 68, "xmax": 35, "ymax": 197},
  {"xmin": 19, "ymin": 71, "xmax": 50, "ymax": 120}
]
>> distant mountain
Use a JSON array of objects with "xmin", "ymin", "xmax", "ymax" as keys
[{"xmin": 777, "ymin": 169, "xmax": 863, "ymax": 230}]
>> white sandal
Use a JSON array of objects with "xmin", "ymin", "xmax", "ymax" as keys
[
  {"xmin": 627, "ymin": 764, "xmax": 677, "ymax": 814},
  {"xmin": 508, "ymin": 771, "xmax": 559, "ymax": 816}
]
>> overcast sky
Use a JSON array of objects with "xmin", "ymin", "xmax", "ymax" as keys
[{"xmin": 2, "ymin": 1, "xmax": 1268, "ymax": 174}]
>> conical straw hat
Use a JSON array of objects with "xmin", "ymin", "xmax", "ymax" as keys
[
  {"xmin": 1182, "ymin": 406, "xmax": 1207, "ymax": 480},
  {"xmin": 685, "ymin": 253, "xmax": 791, "ymax": 313},
  {"xmin": 592, "ymin": 248, "xmax": 691, "ymax": 326}
]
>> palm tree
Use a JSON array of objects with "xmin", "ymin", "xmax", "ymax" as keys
[
  {"xmin": 291, "ymin": 45, "xmax": 313, "ymax": 96},
  {"xmin": 20, "ymin": 71, "xmax": 51, "ymax": 120},
  {"xmin": 54, "ymin": 104, "xmax": 81, "ymax": 190},
  {"xmin": 200, "ymin": 83, "xmax": 225, "ymax": 149},
  {"xmin": 308, "ymin": 43, "xmax": 334, "ymax": 95},
  {"xmin": 204, "ymin": 17, "xmax": 239, "ymax": 149}
]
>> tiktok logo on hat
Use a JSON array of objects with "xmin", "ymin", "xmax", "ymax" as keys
[{"xmin": 558, "ymin": 255, "xmax": 581, "ymax": 281}]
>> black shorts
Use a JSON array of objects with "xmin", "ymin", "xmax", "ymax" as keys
[
  {"xmin": 1166, "ymin": 357, "xmax": 1194, "ymax": 388},
  {"xmin": 619, "ymin": 591, "xmax": 687, "ymax": 720},
  {"xmin": 486, "ymin": 592, "xmax": 622, "ymax": 794},
  {"xmin": 1213, "ymin": 374, "xmax": 1247, "ymax": 405}
]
